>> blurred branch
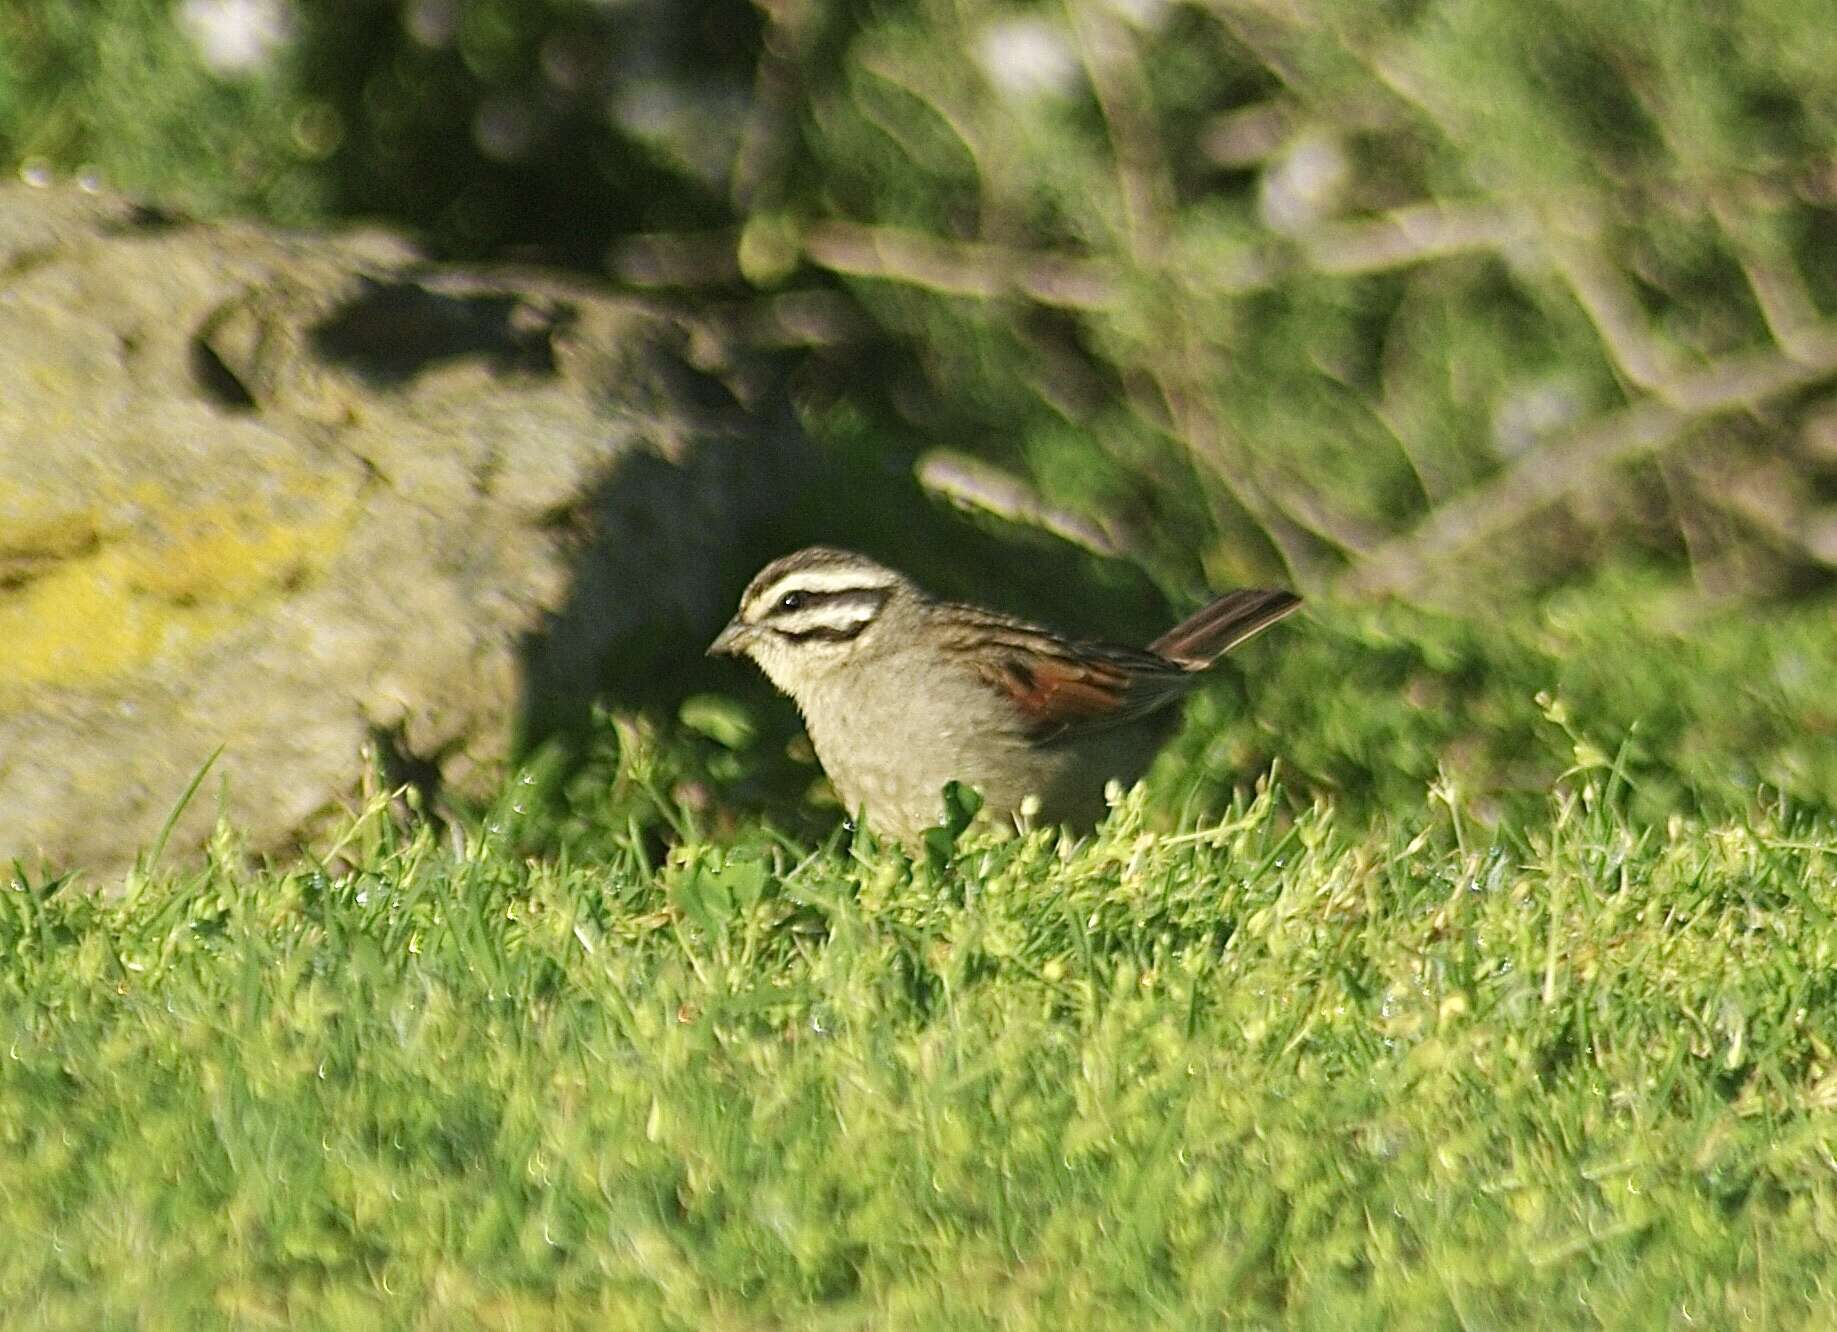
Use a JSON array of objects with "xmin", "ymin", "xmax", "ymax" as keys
[
  {"xmin": 611, "ymin": 230, "xmax": 743, "ymax": 288},
  {"xmin": 1345, "ymin": 324, "xmax": 1837, "ymax": 597},
  {"xmin": 1143, "ymin": 360, "xmax": 1345, "ymax": 586},
  {"xmin": 799, "ymin": 221, "xmax": 1121, "ymax": 309},
  {"xmin": 700, "ymin": 290, "xmax": 873, "ymax": 349},
  {"xmin": 730, "ymin": 0, "xmax": 819, "ymax": 211},
  {"xmin": 801, "ymin": 204, "xmax": 1553, "ymax": 307},
  {"xmin": 915, "ymin": 450, "xmax": 1128, "ymax": 557},
  {"xmin": 1549, "ymin": 240, "xmax": 1690, "ymax": 395},
  {"xmin": 1301, "ymin": 202, "xmax": 1537, "ymax": 274},
  {"xmin": 1200, "ymin": 102, "xmax": 1294, "ymax": 168},
  {"xmin": 1197, "ymin": 0, "xmax": 1321, "ymax": 94},
  {"xmin": 853, "ymin": 52, "xmax": 1004, "ymax": 235},
  {"xmin": 618, "ymin": 203, "xmax": 1588, "ymax": 310},
  {"xmin": 1070, "ymin": 1, "xmax": 1173, "ymax": 259},
  {"xmin": 1740, "ymin": 252, "xmax": 1830, "ymax": 365},
  {"xmin": 1709, "ymin": 198, "xmax": 1832, "ymax": 365},
  {"xmin": 1804, "ymin": 399, "xmax": 1837, "ymax": 463},
  {"xmin": 1658, "ymin": 452, "xmax": 1752, "ymax": 597},
  {"xmin": 1247, "ymin": 456, "xmax": 1389, "ymax": 557},
  {"xmin": 1201, "ymin": 97, "xmax": 1403, "ymax": 169},
  {"xmin": 1712, "ymin": 461, "xmax": 1837, "ymax": 568}
]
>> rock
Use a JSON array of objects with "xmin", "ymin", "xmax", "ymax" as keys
[{"xmin": 0, "ymin": 184, "xmax": 804, "ymax": 878}]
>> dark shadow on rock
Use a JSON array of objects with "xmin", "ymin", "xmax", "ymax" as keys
[
  {"xmin": 188, "ymin": 335, "xmax": 260, "ymax": 411},
  {"xmin": 112, "ymin": 204, "xmax": 187, "ymax": 233},
  {"xmin": 310, "ymin": 278, "xmax": 574, "ymax": 385}
]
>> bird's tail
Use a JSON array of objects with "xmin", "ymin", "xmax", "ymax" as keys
[{"xmin": 1149, "ymin": 588, "xmax": 1302, "ymax": 669}]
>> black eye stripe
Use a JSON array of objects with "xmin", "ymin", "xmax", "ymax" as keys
[{"xmin": 777, "ymin": 623, "xmax": 871, "ymax": 643}]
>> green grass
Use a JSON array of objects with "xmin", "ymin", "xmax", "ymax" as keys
[
  {"xmin": 7, "ymin": 730, "xmax": 1837, "ymax": 1326},
  {"xmin": 10, "ymin": 571, "xmax": 1823, "ymax": 1325}
]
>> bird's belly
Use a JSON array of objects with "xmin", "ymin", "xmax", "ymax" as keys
[
  {"xmin": 811, "ymin": 707, "xmax": 999, "ymax": 835},
  {"xmin": 807, "ymin": 691, "xmax": 1167, "ymax": 842}
]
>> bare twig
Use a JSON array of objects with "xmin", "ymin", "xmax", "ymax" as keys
[
  {"xmin": 730, "ymin": 0, "xmax": 819, "ymax": 211},
  {"xmin": 1713, "ymin": 460, "xmax": 1837, "ymax": 567},
  {"xmin": 1200, "ymin": 95, "xmax": 1403, "ymax": 169},
  {"xmin": 1549, "ymin": 241, "xmax": 1690, "ymax": 395},
  {"xmin": 1301, "ymin": 203, "xmax": 1536, "ymax": 275},
  {"xmin": 1708, "ymin": 198, "xmax": 1831, "ymax": 365},
  {"xmin": 609, "ymin": 229, "xmax": 744, "ymax": 288},
  {"xmin": 915, "ymin": 450, "xmax": 1128, "ymax": 558},
  {"xmin": 1197, "ymin": 0, "xmax": 1321, "ymax": 95},
  {"xmin": 1804, "ymin": 398, "xmax": 1837, "ymax": 462},
  {"xmin": 799, "ymin": 221, "xmax": 1121, "ymax": 309},
  {"xmin": 1344, "ymin": 324, "xmax": 1837, "ymax": 597},
  {"xmin": 1142, "ymin": 359, "xmax": 1341, "ymax": 587},
  {"xmin": 1657, "ymin": 453, "xmax": 1735, "ymax": 596},
  {"xmin": 800, "ymin": 201, "xmax": 1558, "ymax": 312},
  {"xmin": 1246, "ymin": 457, "xmax": 1389, "ymax": 557},
  {"xmin": 1200, "ymin": 102, "xmax": 1295, "ymax": 168},
  {"xmin": 1740, "ymin": 254, "xmax": 1829, "ymax": 365},
  {"xmin": 854, "ymin": 51, "xmax": 1005, "ymax": 236},
  {"xmin": 696, "ymin": 290, "xmax": 872, "ymax": 349},
  {"xmin": 1069, "ymin": 1, "xmax": 1173, "ymax": 260}
]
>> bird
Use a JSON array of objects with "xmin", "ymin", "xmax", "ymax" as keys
[{"xmin": 709, "ymin": 546, "xmax": 1301, "ymax": 843}]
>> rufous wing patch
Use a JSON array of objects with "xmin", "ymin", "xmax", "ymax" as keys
[{"xmin": 981, "ymin": 653, "xmax": 1131, "ymax": 733}]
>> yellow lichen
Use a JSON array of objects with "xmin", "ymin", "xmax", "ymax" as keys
[
  {"xmin": 0, "ymin": 511, "xmax": 102, "ymax": 561},
  {"xmin": 0, "ymin": 475, "xmax": 359, "ymax": 693}
]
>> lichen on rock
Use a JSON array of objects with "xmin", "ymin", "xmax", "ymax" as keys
[{"xmin": 0, "ymin": 185, "xmax": 801, "ymax": 877}]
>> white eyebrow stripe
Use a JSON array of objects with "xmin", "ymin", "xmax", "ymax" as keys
[{"xmin": 751, "ymin": 566, "xmax": 899, "ymax": 606}]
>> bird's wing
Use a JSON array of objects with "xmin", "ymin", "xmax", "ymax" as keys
[{"xmin": 960, "ymin": 628, "xmax": 1193, "ymax": 741}]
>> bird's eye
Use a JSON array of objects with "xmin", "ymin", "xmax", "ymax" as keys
[{"xmin": 777, "ymin": 591, "xmax": 806, "ymax": 613}]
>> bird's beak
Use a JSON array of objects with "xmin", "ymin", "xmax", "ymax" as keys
[{"xmin": 708, "ymin": 619, "xmax": 752, "ymax": 657}]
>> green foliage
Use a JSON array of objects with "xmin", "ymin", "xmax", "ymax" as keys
[
  {"xmin": 6, "ymin": 0, "xmax": 1833, "ymax": 591},
  {"xmin": 4, "ymin": 772, "xmax": 1836, "ymax": 1325},
  {"xmin": 766, "ymin": 0, "xmax": 1837, "ymax": 589},
  {"xmin": 1194, "ymin": 564, "xmax": 1837, "ymax": 824},
  {"xmin": 0, "ymin": 0, "xmax": 324, "ymax": 220}
]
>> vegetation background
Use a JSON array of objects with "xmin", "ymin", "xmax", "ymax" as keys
[{"xmin": 3, "ymin": 0, "xmax": 1836, "ymax": 1324}]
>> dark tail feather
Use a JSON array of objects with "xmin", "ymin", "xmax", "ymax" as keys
[{"xmin": 1149, "ymin": 588, "xmax": 1302, "ymax": 668}]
